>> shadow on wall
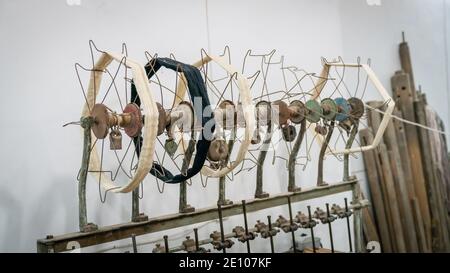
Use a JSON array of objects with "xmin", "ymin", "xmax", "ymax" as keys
[
  {"xmin": 21, "ymin": 177, "xmax": 77, "ymax": 252},
  {"xmin": 0, "ymin": 186, "xmax": 22, "ymax": 252}
]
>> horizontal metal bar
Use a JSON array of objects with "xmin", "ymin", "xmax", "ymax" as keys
[{"xmin": 36, "ymin": 179, "xmax": 356, "ymax": 253}]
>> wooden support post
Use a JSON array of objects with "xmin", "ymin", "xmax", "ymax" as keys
[
  {"xmin": 359, "ymin": 129, "xmax": 393, "ymax": 253},
  {"xmin": 391, "ymin": 71, "xmax": 431, "ymax": 249}
]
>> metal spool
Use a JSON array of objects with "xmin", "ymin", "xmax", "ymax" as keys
[
  {"xmin": 305, "ymin": 100, "xmax": 322, "ymax": 123},
  {"xmin": 334, "ymin": 97, "xmax": 351, "ymax": 122},
  {"xmin": 282, "ymin": 125, "xmax": 297, "ymax": 142},
  {"xmin": 315, "ymin": 125, "xmax": 328, "ymax": 136},
  {"xmin": 216, "ymin": 100, "xmax": 236, "ymax": 130},
  {"xmin": 236, "ymin": 102, "xmax": 246, "ymax": 127},
  {"xmin": 91, "ymin": 103, "xmax": 143, "ymax": 139},
  {"xmin": 122, "ymin": 103, "xmax": 143, "ymax": 138},
  {"xmin": 207, "ymin": 139, "xmax": 229, "ymax": 162},
  {"xmin": 347, "ymin": 97, "xmax": 365, "ymax": 120},
  {"xmin": 155, "ymin": 102, "xmax": 167, "ymax": 136},
  {"xmin": 171, "ymin": 101, "xmax": 194, "ymax": 132},
  {"xmin": 289, "ymin": 100, "xmax": 306, "ymax": 124},
  {"xmin": 272, "ymin": 100, "xmax": 289, "ymax": 126},
  {"xmin": 91, "ymin": 104, "xmax": 109, "ymax": 139},
  {"xmin": 255, "ymin": 100, "xmax": 271, "ymax": 127},
  {"xmin": 320, "ymin": 98, "xmax": 337, "ymax": 121}
]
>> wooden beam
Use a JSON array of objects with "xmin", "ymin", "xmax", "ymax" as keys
[
  {"xmin": 359, "ymin": 128, "xmax": 392, "ymax": 253},
  {"xmin": 391, "ymin": 71, "xmax": 431, "ymax": 249},
  {"xmin": 37, "ymin": 180, "xmax": 358, "ymax": 253}
]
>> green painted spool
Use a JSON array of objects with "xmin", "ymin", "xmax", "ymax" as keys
[
  {"xmin": 320, "ymin": 98, "xmax": 338, "ymax": 121},
  {"xmin": 305, "ymin": 100, "xmax": 322, "ymax": 123}
]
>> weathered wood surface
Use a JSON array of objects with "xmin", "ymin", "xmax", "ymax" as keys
[
  {"xmin": 391, "ymin": 71, "xmax": 431, "ymax": 249},
  {"xmin": 366, "ymin": 101, "xmax": 398, "ymax": 251},
  {"xmin": 392, "ymin": 109, "xmax": 430, "ymax": 252},
  {"xmin": 378, "ymin": 144, "xmax": 407, "ymax": 252},
  {"xmin": 399, "ymin": 38, "xmax": 417, "ymax": 100},
  {"xmin": 359, "ymin": 128, "xmax": 392, "ymax": 253},
  {"xmin": 416, "ymin": 93, "xmax": 450, "ymax": 252},
  {"xmin": 411, "ymin": 197, "xmax": 430, "ymax": 252},
  {"xmin": 360, "ymin": 192, "xmax": 380, "ymax": 246},
  {"xmin": 382, "ymin": 104, "xmax": 419, "ymax": 252}
]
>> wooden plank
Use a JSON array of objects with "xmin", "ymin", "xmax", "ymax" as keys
[
  {"xmin": 37, "ymin": 180, "xmax": 358, "ymax": 253},
  {"xmin": 360, "ymin": 192, "xmax": 380, "ymax": 245},
  {"xmin": 366, "ymin": 101, "xmax": 397, "ymax": 251},
  {"xmin": 399, "ymin": 36, "xmax": 417, "ymax": 100},
  {"xmin": 411, "ymin": 197, "xmax": 430, "ymax": 252},
  {"xmin": 377, "ymin": 144, "xmax": 407, "ymax": 252},
  {"xmin": 417, "ymin": 93, "xmax": 450, "ymax": 251},
  {"xmin": 393, "ymin": 109, "xmax": 429, "ymax": 253},
  {"xmin": 381, "ymin": 105, "xmax": 419, "ymax": 252},
  {"xmin": 387, "ymin": 150, "xmax": 418, "ymax": 252},
  {"xmin": 359, "ymin": 128, "xmax": 393, "ymax": 253},
  {"xmin": 415, "ymin": 93, "xmax": 449, "ymax": 251},
  {"xmin": 391, "ymin": 71, "xmax": 431, "ymax": 249}
]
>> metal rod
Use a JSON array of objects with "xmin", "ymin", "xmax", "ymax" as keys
[
  {"xmin": 255, "ymin": 123, "xmax": 272, "ymax": 198},
  {"xmin": 79, "ymin": 117, "xmax": 92, "ymax": 232},
  {"xmin": 267, "ymin": 215, "xmax": 275, "ymax": 253},
  {"xmin": 288, "ymin": 120, "xmax": 306, "ymax": 192},
  {"xmin": 326, "ymin": 203, "xmax": 334, "ymax": 253},
  {"xmin": 343, "ymin": 121, "xmax": 359, "ymax": 181},
  {"xmin": 163, "ymin": 235, "xmax": 169, "ymax": 253},
  {"xmin": 132, "ymin": 188, "xmax": 140, "ymax": 221},
  {"xmin": 344, "ymin": 198, "xmax": 353, "ymax": 252},
  {"xmin": 242, "ymin": 200, "xmax": 251, "ymax": 253},
  {"xmin": 217, "ymin": 204, "xmax": 226, "ymax": 253},
  {"xmin": 218, "ymin": 128, "xmax": 236, "ymax": 205},
  {"xmin": 317, "ymin": 120, "xmax": 335, "ymax": 186},
  {"xmin": 131, "ymin": 234, "xmax": 137, "ymax": 253},
  {"xmin": 194, "ymin": 228, "xmax": 200, "ymax": 252},
  {"xmin": 287, "ymin": 196, "xmax": 297, "ymax": 253},
  {"xmin": 179, "ymin": 139, "xmax": 195, "ymax": 213},
  {"xmin": 37, "ymin": 181, "xmax": 363, "ymax": 252},
  {"xmin": 307, "ymin": 205, "xmax": 316, "ymax": 253}
]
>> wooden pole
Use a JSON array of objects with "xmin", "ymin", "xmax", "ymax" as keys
[
  {"xmin": 377, "ymin": 144, "xmax": 407, "ymax": 252},
  {"xmin": 381, "ymin": 105, "xmax": 419, "ymax": 252},
  {"xmin": 415, "ymin": 92, "xmax": 450, "ymax": 251},
  {"xmin": 391, "ymin": 71, "xmax": 431, "ymax": 249},
  {"xmin": 359, "ymin": 129, "xmax": 392, "ymax": 252}
]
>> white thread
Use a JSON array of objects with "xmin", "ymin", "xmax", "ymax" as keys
[{"xmin": 364, "ymin": 103, "xmax": 448, "ymax": 136}]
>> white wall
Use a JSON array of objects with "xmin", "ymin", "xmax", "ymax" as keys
[{"xmin": 0, "ymin": 0, "xmax": 448, "ymax": 252}]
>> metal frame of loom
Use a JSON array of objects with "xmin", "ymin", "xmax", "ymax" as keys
[
  {"xmin": 37, "ymin": 178, "xmax": 366, "ymax": 253},
  {"xmin": 38, "ymin": 46, "xmax": 378, "ymax": 253}
]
